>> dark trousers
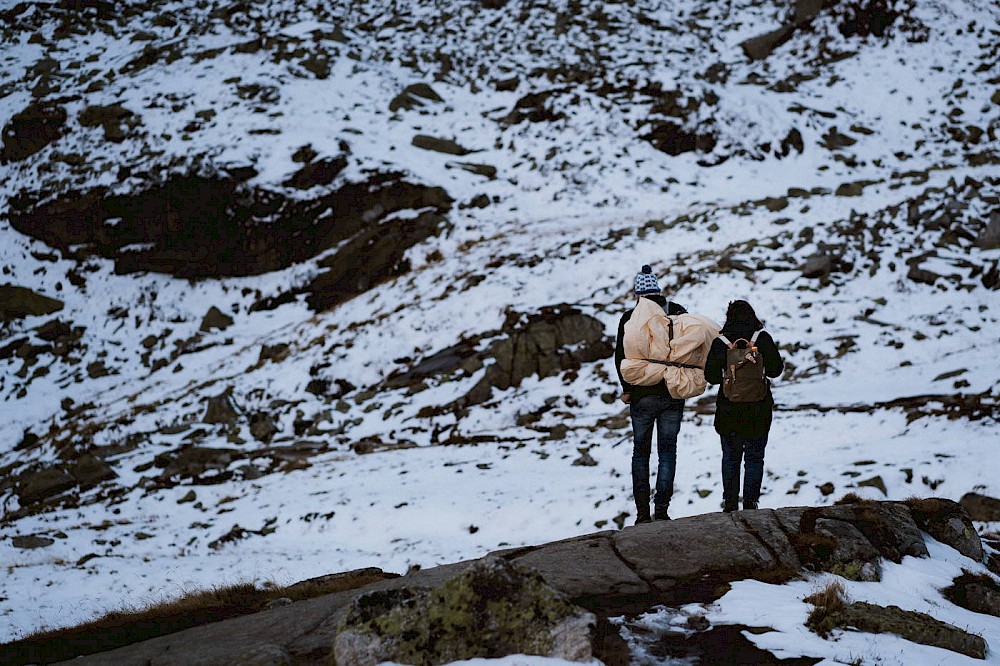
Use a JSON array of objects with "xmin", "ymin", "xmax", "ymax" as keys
[
  {"xmin": 721, "ymin": 433, "xmax": 768, "ymax": 510},
  {"xmin": 630, "ymin": 394, "xmax": 684, "ymax": 515}
]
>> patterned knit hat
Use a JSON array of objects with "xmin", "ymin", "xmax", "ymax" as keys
[{"xmin": 633, "ymin": 265, "xmax": 661, "ymax": 295}]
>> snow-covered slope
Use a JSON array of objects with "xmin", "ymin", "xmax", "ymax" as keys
[{"xmin": 1, "ymin": 0, "xmax": 998, "ymax": 652}]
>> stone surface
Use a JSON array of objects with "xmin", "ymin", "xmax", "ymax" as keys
[
  {"xmin": 944, "ymin": 571, "xmax": 1000, "ymax": 619},
  {"xmin": 734, "ymin": 509, "xmax": 802, "ymax": 570},
  {"xmin": 12, "ymin": 534, "xmax": 56, "ymax": 549},
  {"xmin": 510, "ymin": 534, "xmax": 649, "ymax": 599},
  {"xmin": 907, "ymin": 497, "xmax": 983, "ymax": 561},
  {"xmin": 202, "ymin": 390, "xmax": 239, "ymax": 425},
  {"xmin": 960, "ymin": 492, "xmax": 1000, "ymax": 522},
  {"xmin": 0, "ymin": 102, "xmax": 67, "ymax": 162},
  {"xmin": 17, "ymin": 466, "xmax": 76, "ymax": 505},
  {"xmin": 813, "ymin": 601, "xmax": 987, "ymax": 659},
  {"xmin": 0, "ymin": 285, "xmax": 65, "ymax": 321},
  {"xmin": 389, "ymin": 83, "xmax": 444, "ymax": 112},
  {"xmin": 331, "ymin": 557, "xmax": 595, "ymax": 665},
  {"xmin": 613, "ymin": 513, "xmax": 777, "ymax": 590},
  {"xmin": 200, "ymin": 306, "xmax": 234, "ymax": 332},
  {"xmin": 411, "ymin": 134, "xmax": 474, "ymax": 155},
  {"xmin": 740, "ymin": 25, "xmax": 794, "ymax": 60},
  {"xmin": 977, "ymin": 210, "xmax": 1000, "ymax": 249}
]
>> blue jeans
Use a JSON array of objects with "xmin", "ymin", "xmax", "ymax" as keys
[
  {"xmin": 721, "ymin": 433, "xmax": 768, "ymax": 509},
  {"xmin": 630, "ymin": 395, "xmax": 684, "ymax": 514}
]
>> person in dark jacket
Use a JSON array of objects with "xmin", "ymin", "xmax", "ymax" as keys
[
  {"xmin": 704, "ymin": 300, "xmax": 784, "ymax": 512},
  {"xmin": 615, "ymin": 265, "xmax": 688, "ymax": 524}
]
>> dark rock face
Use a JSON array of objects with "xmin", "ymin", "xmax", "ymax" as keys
[
  {"xmin": 332, "ymin": 557, "xmax": 595, "ymax": 665},
  {"xmin": 1, "ymin": 102, "xmax": 67, "ymax": 162},
  {"xmin": 0, "ymin": 285, "xmax": 64, "ymax": 321},
  {"xmin": 8, "ymin": 172, "xmax": 451, "ymax": 280},
  {"xmin": 977, "ymin": 210, "xmax": 1000, "ymax": 250},
  {"xmin": 412, "ymin": 135, "xmax": 474, "ymax": 155},
  {"xmin": 11, "ymin": 534, "xmax": 56, "ymax": 549}
]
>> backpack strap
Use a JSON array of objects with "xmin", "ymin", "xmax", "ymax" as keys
[
  {"xmin": 718, "ymin": 335, "xmax": 734, "ymax": 349},
  {"xmin": 750, "ymin": 330, "xmax": 763, "ymax": 345}
]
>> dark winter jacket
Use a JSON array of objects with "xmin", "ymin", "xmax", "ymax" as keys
[
  {"xmin": 704, "ymin": 327, "xmax": 784, "ymax": 437},
  {"xmin": 615, "ymin": 295, "xmax": 688, "ymax": 402}
]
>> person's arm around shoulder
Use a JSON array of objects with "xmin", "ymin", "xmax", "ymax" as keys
[
  {"xmin": 758, "ymin": 331, "xmax": 784, "ymax": 378},
  {"xmin": 704, "ymin": 337, "xmax": 726, "ymax": 385},
  {"xmin": 615, "ymin": 312, "xmax": 633, "ymax": 403}
]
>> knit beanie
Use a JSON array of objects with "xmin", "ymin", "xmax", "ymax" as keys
[{"xmin": 633, "ymin": 265, "xmax": 661, "ymax": 295}]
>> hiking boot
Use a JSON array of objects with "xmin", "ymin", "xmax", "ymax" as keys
[
  {"xmin": 654, "ymin": 508, "xmax": 671, "ymax": 521},
  {"xmin": 743, "ymin": 500, "xmax": 758, "ymax": 511},
  {"xmin": 723, "ymin": 504, "xmax": 737, "ymax": 513},
  {"xmin": 635, "ymin": 505, "xmax": 651, "ymax": 525}
]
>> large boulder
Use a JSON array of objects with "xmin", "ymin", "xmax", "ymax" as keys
[
  {"xmin": 977, "ymin": 210, "xmax": 1000, "ymax": 250},
  {"xmin": 331, "ymin": 557, "xmax": 595, "ymax": 665}
]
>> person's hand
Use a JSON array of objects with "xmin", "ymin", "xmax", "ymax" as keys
[{"xmin": 621, "ymin": 392, "xmax": 631, "ymax": 404}]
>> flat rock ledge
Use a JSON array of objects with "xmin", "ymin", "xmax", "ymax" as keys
[{"xmin": 49, "ymin": 499, "xmax": 986, "ymax": 665}]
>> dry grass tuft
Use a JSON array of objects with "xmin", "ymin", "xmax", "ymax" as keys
[{"xmin": 804, "ymin": 579, "xmax": 849, "ymax": 637}]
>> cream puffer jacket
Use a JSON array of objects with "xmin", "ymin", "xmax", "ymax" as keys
[{"xmin": 619, "ymin": 297, "xmax": 721, "ymax": 398}]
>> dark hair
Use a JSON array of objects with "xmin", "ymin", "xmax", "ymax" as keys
[{"xmin": 723, "ymin": 300, "xmax": 763, "ymax": 334}]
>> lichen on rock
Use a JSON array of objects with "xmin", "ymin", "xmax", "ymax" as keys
[{"xmin": 331, "ymin": 556, "xmax": 595, "ymax": 666}]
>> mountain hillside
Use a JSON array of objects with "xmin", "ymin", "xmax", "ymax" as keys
[{"xmin": 1, "ymin": 0, "xmax": 998, "ymax": 651}]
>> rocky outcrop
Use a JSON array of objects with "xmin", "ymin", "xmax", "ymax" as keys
[
  {"xmin": 7, "ymin": 172, "xmax": 451, "ymax": 281},
  {"xmin": 332, "ymin": 557, "xmax": 594, "ymax": 665},
  {"xmin": 384, "ymin": 305, "xmax": 613, "ymax": 410},
  {"xmin": 48, "ymin": 498, "xmax": 987, "ymax": 666}
]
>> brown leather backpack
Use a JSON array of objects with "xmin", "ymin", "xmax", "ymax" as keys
[{"xmin": 719, "ymin": 331, "xmax": 768, "ymax": 403}]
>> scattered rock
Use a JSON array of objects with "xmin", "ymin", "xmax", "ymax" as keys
[
  {"xmin": 857, "ymin": 475, "xmax": 887, "ymax": 495},
  {"xmin": 12, "ymin": 535, "xmax": 56, "ymax": 549},
  {"xmin": 258, "ymin": 343, "xmax": 291, "ymax": 364},
  {"xmin": 572, "ymin": 450, "xmax": 597, "ymax": 467},
  {"xmin": 71, "ymin": 454, "xmax": 116, "ymax": 489},
  {"xmin": 17, "ymin": 466, "xmax": 76, "ymax": 505},
  {"xmin": 740, "ymin": 25, "xmax": 794, "ymax": 61},
  {"xmin": 283, "ymin": 156, "xmax": 347, "ymax": 190},
  {"xmin": 0, "ymin": 285, "xmax": 64, "ymax": 321},
  {"xmin": 943, "ymin": 570, "xmax": 1000, "ymax": 618},
  {"xmin": 78, "ymin": 104, "xmax": 136, "ymax": 143},
  {"xmin": 178, "ymin": 490, "xmax": 197, "ymax": 504},
  {"xmin": 332, "ymin": 556, "xmax": 595, "ymax": 665},
  {"xmin": 389, "ymin": 83, "xmax": 444, "ymax": 112},
  {"xmin": 154, "ymin": 446, "xmax": 240, "ymax": 482},
  {"xmin": 412, "ymin": 134, "xmax": 474, "ymax": 156},
  {"xmin": 249, "ymin": 412, "xmax": 278, "ymax": 443},
  {"xmin": 818, "ymin": 482, "xmax": 835, "ymax": 496},
  {"xmin": 203, "ymin": 390, "xmax": 240, "ymax": 425},
  {"xmin": 449, "ymin": 161, "xmax": 497, "ymax": 179},
  {"xmin": 1, "ymin": 102, "xmax": 67, "ymax": 162},
  {"xmin": 976, "ymin": 210, "xmax": 1000, "ymax": 250},
  {"xmin": 800, "ymin": 253, "xmax": 833, "ymax": 279},
  {"xmin": 86, "ymin": 360, "xmax": 111, "ymax": 379},
  {"xmin": 200, "ymin": 306, "xmax": 234, "ymax": 332},
  {"xmin": 959, "ymin": 492, "xmax": 1000, "ymax": 522},
  {"xmin": 907, "ymin": 265, "xmax": 941, "ymax": 285}
]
